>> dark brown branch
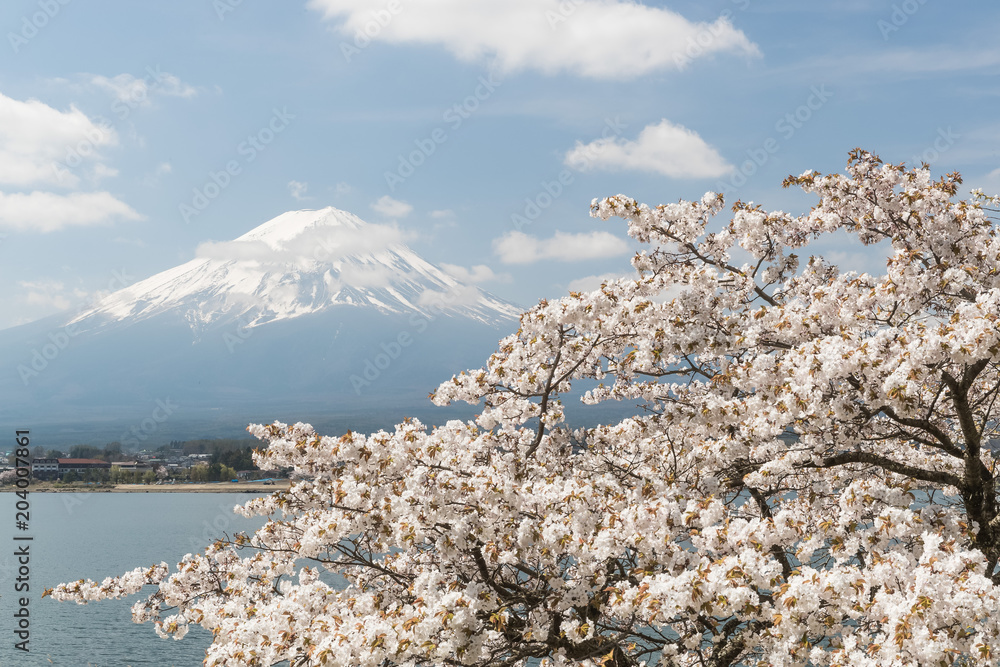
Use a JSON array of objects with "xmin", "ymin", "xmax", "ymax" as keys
[
  {"xmin": 524, "ymin": 328, "xmax": 565, "ymax": 459},
  {"xmin": 805, "ymin": 452, "xmax": 962, "ymax": 487},
  {"xmin": 708, "ymin": 620, "xmax": 766, "ymax": 667},
  {"xmin": 746, "ymin": 487, "xmax": 793, "ymax": 581}
]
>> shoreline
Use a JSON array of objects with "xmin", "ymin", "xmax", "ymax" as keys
[{"xmin": 1, "ymin": 481, "xmax": 291, "ymax": 493}]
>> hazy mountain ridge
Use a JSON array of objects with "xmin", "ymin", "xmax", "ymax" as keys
[
  {"xmin": 0, "ymin": 207, "xmax": 523, "ymax": 441},
  {"xmin": 70, "ymin": 207, "xmax": 521, "ymax": 335}
]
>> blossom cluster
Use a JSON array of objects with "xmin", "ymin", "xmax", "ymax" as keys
[{"xmin": 48, "ymin": 150, "xmax": 1000, "ymax": 666}]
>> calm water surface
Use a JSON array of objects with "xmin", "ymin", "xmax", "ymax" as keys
[{"xmin": 0, "ymin": 492, "xmax": 272, "ymax": 666}]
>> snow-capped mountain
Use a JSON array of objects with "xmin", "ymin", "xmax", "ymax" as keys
[
  {"xmin": 72, "ymin": 207, "xmax": 520, "ymax": 334},
  {"xmin": 0, "ymin": 208, "xmax": 523, "ymax": 444}
]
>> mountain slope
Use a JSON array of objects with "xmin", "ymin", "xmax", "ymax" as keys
[
  {"xmin": 72, "ymin": 207, "xmax": 520, "ymax": 334},
  {"xmin": 0, "ymin": 207, "xmax": 523, "ymax": 441}
]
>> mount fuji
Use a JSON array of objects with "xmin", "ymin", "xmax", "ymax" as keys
[
  {"xmin": 71, "ymin": 208, "xmax": 520, "ymax": 334},
  {"xmin": 0, "ymin": 208, "xmax": 523, "ymax": 445}
]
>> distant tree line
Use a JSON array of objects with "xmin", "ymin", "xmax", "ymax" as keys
[
  {"xmin": 8, "ymin": 438, "xmax": 268, "ymax": 485},
  {"xmin": 188, "ymin": 463, "xmax": 240, "ymax": 483},
  {"xmin": 11, "ymin": 438, "xmax": 260, "ymax": 466},
  {"xmin": 162, "ymin": 438, "xmax": 259, "ymax": 458}
]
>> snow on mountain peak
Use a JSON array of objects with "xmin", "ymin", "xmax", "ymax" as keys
[
  {"xmin": 236, "ymin": 207, "xmax": 365, "ymax": 248},
  {"xmin": 71, "ymin": 207, "xmax": 521, "ymax": 332}
]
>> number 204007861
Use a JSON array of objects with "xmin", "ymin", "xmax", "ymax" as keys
[{"xmin": 14, "ymin": 430, "xmax": 30, "ymax": 500}]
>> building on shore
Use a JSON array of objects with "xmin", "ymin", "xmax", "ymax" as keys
[
  {"xmin": 30, "ymin": 458, "xmax": 112, "ymax": 480},
  {"xmin": 30, "ymin": 458, "xmax": 60, "ymax": 480},
  {"xmin": 110, "ymin": 461, "xmax": 153, "ymax": 473}
]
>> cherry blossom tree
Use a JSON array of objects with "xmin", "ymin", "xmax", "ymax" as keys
[{"xmin": 48, "ymin": 150, "xmax": 1000, "ymax": 666}]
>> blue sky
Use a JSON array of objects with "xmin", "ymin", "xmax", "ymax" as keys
[{"xmin": 1, "ymin": 0, "xmax": 998, "ymax": 329}]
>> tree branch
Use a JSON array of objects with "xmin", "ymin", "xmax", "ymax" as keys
[{"xmin": 804, "ymin": 452, "xmax": 962, "ymax": 487}]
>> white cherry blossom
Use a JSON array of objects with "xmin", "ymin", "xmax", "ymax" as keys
[{"xmin": 48, "ymin": 151, "xmax": 1000, "ymax": 666}]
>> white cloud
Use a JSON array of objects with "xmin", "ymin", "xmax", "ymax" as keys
[
  {"xmin": 141, "ymin": 162, "xmax": 172, "ymax": 187},
  {"xmin": 441, "ymin": 263, "xmax": 511, "ymax": 284},
  {"xmin": 0, "ymin": 191, "xmax": 143, "ymax": 232},
  {"xmin": 308, "ymin": 0, "xmax": 758, "ymax": 79},
  {"xmin": 0, "ymin": 91, "xmax": 117, "ymax": 188},
  {"xmin": 417, "ymin": 284, "xmax": 482, "ymax": 309},
  {"xmin": 333, "ymin": 181, "xmax": 353, "ymax": 196},
  {"xmin": 0, "ymin": 91, "xmax": 143, "ymax": 232},
  {"xmin": 17, "ymin": 280, "xmax": 88, "ymax": 311},
  {"xmin": 295, "ymin": 223, "xmax": 412, "ymax": 261},
  {"xmin": 288, "ymin": 180, "xmax": 309, "ymax": 200},
  {"xmin": 152, "ymin": 72, "xmax": 198, "ymax": 98},
  {"xmin": 371, "ymin": 195, "xmax": 413, "ymax": 218},
  {"xmin": 92, "ymin": 163, "xmax": 120, "ymax": 181},
  {"xmin": 339, "ymin": 263, "xmax": 393, "ymax": 288},
  {"xmin": 565, "ymin": 119, "xmax": 732, "ymax": 178},
  {"xmin": 565, "ymin": 272, "xmax": 682, "ymax": 304},
  {"xmin": 974, "ymin": 167, "xmax": 1000, "ymax": 195},
  {"xmin": 89, "ymin": 70, "xmax": 197, "ymax": 106},
  {"xmin": 429, "ymin": 209, "xmax": 458, "ymax": 231},
  {"xmin": 494, "ymin": 230, "xmax": 630, "ymax": 264},
  {"xmin": 198, "ymin": 217, "xmax": 412, "ymax": 264},
  {"xmin": 90, "ymin": 73, "xmax": 152, "ymax": 106},
  {"xmin": 567, "ymin": 272, "xmax": 629, "ymax": 293}
]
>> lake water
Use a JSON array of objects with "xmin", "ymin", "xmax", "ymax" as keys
[{"xmin": 0, "ymin": 492, "xmax": 272, "ymax": 666}]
